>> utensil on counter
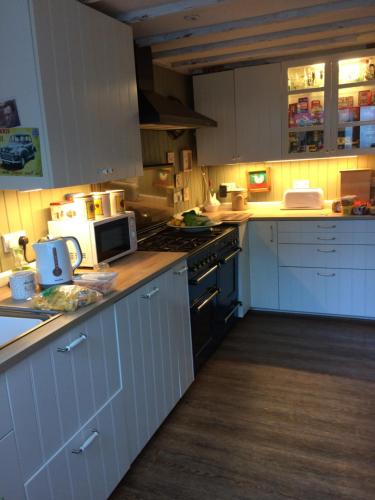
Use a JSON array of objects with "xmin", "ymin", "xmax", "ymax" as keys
[{"xmin": 32, "ymin": 237, "xmax": 82, "ymax": 289}]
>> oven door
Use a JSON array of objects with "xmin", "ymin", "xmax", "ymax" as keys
[{"xmin": 216, "ymin": 247, "xmax": 241, "ymax": 335}]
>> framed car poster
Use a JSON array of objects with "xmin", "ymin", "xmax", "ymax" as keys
[{"xmin": 0, "ymin": 127, "xmax": 43, "ymax": 177}]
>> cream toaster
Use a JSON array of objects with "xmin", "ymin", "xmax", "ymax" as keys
[{"xmin": 283, "ymin": 188, "xmax": 324, "ymax": 209}]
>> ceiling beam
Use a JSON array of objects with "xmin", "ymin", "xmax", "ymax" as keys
[
  {"xmin": 153, "ymin": 15, "xmax": 375, "ymax": 60},
  {"xmin": 118, "ymin": 0, "xmax": 227, "ymax": 24},
  {"xmin": 136, "ymin": 0, "xmax": 375, "ymax": 46},
  {"xmin": 171, "ymin": 32, "xmax": 365, "ymax": 68}
]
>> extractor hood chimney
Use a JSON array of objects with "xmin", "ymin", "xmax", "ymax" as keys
[{"xmin": 135, "ymin": 46, "xmax": 217, "ymax": 130}]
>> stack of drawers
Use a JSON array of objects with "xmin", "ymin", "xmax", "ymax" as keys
[{"xmin": 278, "ymin": 220, "xmax": 375, "ymax": 317}]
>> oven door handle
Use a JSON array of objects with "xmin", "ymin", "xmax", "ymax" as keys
[
  {"xmin": 220, "ymin": 247, "xmax": 242, "ymax": 264},
  {"xmin": 189, "ymin": 264, "xmax": 218, "ymax": 285},
  {"xmin": 224, "ymin": 301, "xmax": 242, "ymax": 323},
  {"xmin": 194, "ymin": 288, "xmax": 219, "ymax": 313}
]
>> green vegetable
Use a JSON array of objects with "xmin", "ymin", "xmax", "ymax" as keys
[{"xmin": 182, "ymin": 210, "xmax": 209, "ymax": 227}]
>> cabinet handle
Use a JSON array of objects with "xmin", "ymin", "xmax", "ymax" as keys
[
  {"xmin": 317, "ymin": 224, "xmax": 336, "ymax": 229},
  {"xmin": 72, "ymin": 430, "xmax": 99, "ymax": 454},
  {"xmin": 174, "ymin": 265, "xmax": 188, "ymax": 275},
  {"xmin": 190, "ymin": 264, "xmax": 218, "ymax": 285},
  {"xmin": 317, "ymin": 237, "xmax": 336, "ymax": 241},
  {"xmin": 317, "ymin": 272, "xmax": 336, "ymax": 277},
  {"xmin": 317, "ymin": 248, "xmax": 336, "ymax": 253},
  {"xmin": 57, "ymin": 333, "xmax": 87, "ymax": 353},
  {"xmin": 141, "ymin": 287, "xmax": 159, "ymax": 299},
  {"xmin": 270, "ymin": 225, "xmax": 274, "ymax": 243}
]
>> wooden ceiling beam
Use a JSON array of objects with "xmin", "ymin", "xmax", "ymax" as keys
[
  {"xmin": 171, "ymin": 32, "xmax": 366, "ymax": 68},
  {"xmin": 118, "ymin": 0, "xmax": 227, "ymax": 24},
  {"xmin": 136, "ymin": 0, "xmax": 375, "ymax": 46},
  {"xmin": 153, "ymin": 15, "xmax": 375, "ymax": 60}
]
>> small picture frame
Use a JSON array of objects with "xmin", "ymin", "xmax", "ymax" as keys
[
  {"xmin": 166, "ymin": 151, "xmax": 175, "ymax": 165},
  {"xmin": 248, "ymin": 167, "xmax": 271, "ymax": 192},
  {"xmin": 181, "ymin": 149, "xmax": 192, "ymax": 171}
]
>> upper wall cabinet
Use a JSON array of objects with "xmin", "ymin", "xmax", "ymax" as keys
[
  {"xmin": 283, "ymin": 49, "xmax": 375, "ymax": 158},
  {"xmin": 0, "ymin": 0, "xmax": 142, "ymax": 190},
  {"xmin": 193, "ymin": 64, "xmax": 282, "ymax": 165}
]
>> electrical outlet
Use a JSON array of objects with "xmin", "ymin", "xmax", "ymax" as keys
[{"xmin": 2, "ymin": 230, "xmax": 26, "ymax": 253}]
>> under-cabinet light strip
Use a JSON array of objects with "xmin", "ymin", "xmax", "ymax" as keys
[{"xmin": 265, "ymin": 155, "xmax": 358, "ymax": 163}]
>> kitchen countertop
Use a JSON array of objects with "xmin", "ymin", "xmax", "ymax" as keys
[
  {"xmin": 0, "ymin": 251, "xmax": 186, "ymax": 371},
  {"xmin": 204, "ymin": 202, "xmax": 375, "ymax": 223}
]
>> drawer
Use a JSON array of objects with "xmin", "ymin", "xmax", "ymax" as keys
[
  {"xmin": 278, "ymin": 244, "xmax": 375, "ymax": 269},
  {"xmin": 278, "ymin": 220, "xmax": 375, "ymax": 234},
  {"xmin": 278, "ymin": 232, "xmax": 375, "ymax": 245},
  {"xmin": 0, "ymin": 373, "xmax": 12, "ymax": 439},
  {"xmin": 279, "ymin": 267, "xmax": 375, "ymax": 318},
  {"xmin": 6, "ymin": 306, "xmax": 121, "ymax": 481},
  {"xmin": 24, "ymin": 392, "xmax": 129, "ymax": 500}
]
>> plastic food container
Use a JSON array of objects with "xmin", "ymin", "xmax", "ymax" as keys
[{"xmin": 72, "ymin": 272, "xmax": 118, "ymax": 295}]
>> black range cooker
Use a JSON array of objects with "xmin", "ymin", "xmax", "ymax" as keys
[{"xmin": 138, "ymin": 225, "xmax": 241, "ymax": 372}]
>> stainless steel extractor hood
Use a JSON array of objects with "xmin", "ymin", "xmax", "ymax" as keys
[{"xmin": 135, "ymin": 47, "xmax": 217, "ymax": 130}]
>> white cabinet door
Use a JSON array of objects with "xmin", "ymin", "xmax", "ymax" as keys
[
  {"xmin": 0, "ymin": 432, "xmax": 25, "ymax": 500},
  {"xmin": 235, "ymin": 64, "xmax": 282, "ymax": 162},
  {"xmin": 249, "ymin": 221, "xmax": 279, "ymax": 310},
  {"xmin": 0, "ymin": 0, "xmax": 141, "ymax": 189},
  {"xmin": 193, "ymin": 71, "xmax": 237, "ymax": 165}
]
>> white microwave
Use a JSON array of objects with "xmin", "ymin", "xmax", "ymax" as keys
[{"xmin": 48, "ymin": 212, "xmax": 137, "ymax": 268}]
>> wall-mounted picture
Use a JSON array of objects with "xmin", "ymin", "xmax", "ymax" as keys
[
  {"xmin": 0, "ymin": 127, "xmax": 43, "ymax": 177},
  {"xmin": 181, "ymin": 149, "xmax": 193, "ymax": 171},
  {"xmin": 248, "ymin": 167, "xmax": 271, "ymax": 192},
  {"xmin": 0, "ymin": 98, "xmax": 20, "ymax": 128}
]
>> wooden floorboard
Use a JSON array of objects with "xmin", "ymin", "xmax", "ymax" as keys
[{"xmin": 110, "ymin": 313, "xmax": 375, "ymax": 500}]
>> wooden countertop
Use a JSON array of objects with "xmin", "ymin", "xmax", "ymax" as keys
[{"xmin": 0, "ymin": 251, "xmax": 186, "ymax": 371}]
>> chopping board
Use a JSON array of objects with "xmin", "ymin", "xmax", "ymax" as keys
[{"xmin": 207, "ymin": 211, "xmax": 252, "ymax": 222}]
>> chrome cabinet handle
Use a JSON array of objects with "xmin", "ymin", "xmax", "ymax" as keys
[
  {"xmin": 195, "ymin": 288, "xmax": 219, "ymax": 313},
  {"xmin": 317, "ymin": 237, "xmax": 336, "ymax": 241},
  {"xmin": 57, "ymin": 333, "xmax": 87, "ymax": 353},
  {"xmin": 220, "ymin": 247, "xmax": 242, "ymax": 264},
  {"xmin": 141, "ymin": 287, "xmax": 159, "ymax": 299},
  {"xmin": 317, "ymin": 248, "xmax": 336, "ymax": 253},
  {"xmin": 190, "ymin": 264, "xmax": 218, "ymax": 285},
  {"xmin": 270, "ymin": 225, "xmax": 274, "ymax": 243},
  {"xmin": 317, "ymin": 272, "xmax": 336, "ymax": 277},
  {"xmin": 174, "ymin": 265, "xmax": 188, "ymax": 275},
  {"xmin": 224, "ymin": 302, "xmax": 241, "ymax": 323},
  {"xmin": 72, "ymin": 430, "xmax": 99, "ymax": 454},
  {"xmin": 317, "ymin": 224, "xmax": 336, "ymax": 229}
]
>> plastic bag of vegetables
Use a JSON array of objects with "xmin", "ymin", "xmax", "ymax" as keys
[{"xmin": 31, "ymin": 284, "xmax": 102, "ymax": 312}]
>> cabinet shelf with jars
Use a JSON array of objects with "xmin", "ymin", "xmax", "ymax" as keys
[{"xmin": 283, "ymin": 50, "xmax": 375, "ymax": 159}]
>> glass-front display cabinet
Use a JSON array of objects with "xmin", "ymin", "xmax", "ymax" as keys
[
  {"xmin": 285, "ymin": 59, "xmax": 331, "ymax": 157},
  {"xmin": 335, "ymin": 54, "xmax": 375, "ymax": 152}
]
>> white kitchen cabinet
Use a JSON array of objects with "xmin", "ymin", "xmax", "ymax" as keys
[
  {"xmin": 4, "ymin": 303, "xmax": 129, "ymax": 500},
  {"xmin": 115, "ymin": 262, "xmax": 194, "ymax": 463},
  {"xmin": 237, "ymin": 222, "xmax": 251, "ymax": 317},
  {"xmin": 0, "ymin": 432, "xmax": 25, "ymax": 500},
  {"xmin": 235, "ymin": 64, "xmax": 282, "ymax": 162},
  {"xmin": 193, "ymin": 65, "xmax": 282, "ymax": 165},
  {"xmin": 193, "ymin": 71, "xmax": 237, "ymax": 165},
  {"xmin": 248, "ymin": 221, "xmax": 279, "ymax": 309},
  {"xmin": 0, "ymin": 373, "xmax": 12, "ymax": 439},
  {"xmin": 0, "ymin": 0, "xmax": 142, "ymax": 190}
]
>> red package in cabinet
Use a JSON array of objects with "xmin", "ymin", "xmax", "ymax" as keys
[{"xmin": 359, "ymin": 90, "xmax": 372, "ymax": 106}]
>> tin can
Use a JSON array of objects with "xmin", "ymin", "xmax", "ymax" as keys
[
  {"xmin": 50, "ymin": 201, "xmax": 76, "ymax": 221},
  {"xmin": 73, "ymin": 194, "xmax": 95, "ymax": 220},
  {"xmin": 9, "ymin": 270, "xmax": 36, "ymax": 300},
  {"xmin": 106, "ymin": 189, "xmax": 125, "ymax": 215},
  {"xmin": 91, "ymin": 192, "xmax": 111, "ymax": 219}
]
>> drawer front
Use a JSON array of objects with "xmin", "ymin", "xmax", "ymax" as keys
[
  {"xmin": 0, "ymin": 373, "xmax": 12, "ymax": 439},
  {"xmin": 278, "ymin": 220, "xmax": 375, "ymax": 234},
  {"xmin": 24, "ymin": 392, "xmax": 129, "ymax": 500},
  {"xmin": 278, "ymin": 244, "xmax": 375, "ymax": 269},
  {"xmin": 6, "ymin": 306, "xmax": 121, "ymax": 481},
  {"xmin": 279, "ymin": 267, "xmax": 375, "ymax": 317},
  {"xmin": 278, "ymin": 232, "xmax": 375, "ymax": 245}
]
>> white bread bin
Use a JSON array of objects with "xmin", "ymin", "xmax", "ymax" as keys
[{"xmin": 283, "ymin": 188, "xmax": 324, "ymax": 209}]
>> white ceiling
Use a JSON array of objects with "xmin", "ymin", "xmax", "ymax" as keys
[{"xmin": 83, "ymin": 0, "xmax": 375, "ymax": 73}]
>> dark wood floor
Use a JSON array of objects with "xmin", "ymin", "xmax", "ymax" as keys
[{"xmin": 111, "ymin": 313, "xmax": 375, "ymax": 500}]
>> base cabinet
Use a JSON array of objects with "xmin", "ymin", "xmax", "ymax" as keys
[
  {"xmin": 0, "ymin": 432, "xmax": 25, "ymax": 500},
  {"xmin": 249, "ymin": 221, "xmax": 279, "ymax": 309}
]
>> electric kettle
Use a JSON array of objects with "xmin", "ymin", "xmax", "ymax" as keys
[{"xmin": 32, "ymin": 237, "xmax": 82, "ymax": 288}]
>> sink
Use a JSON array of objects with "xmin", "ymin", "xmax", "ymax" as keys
[{"xmin": 0, "ymin": 308, "xmax": 59, "ymax": 349}]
